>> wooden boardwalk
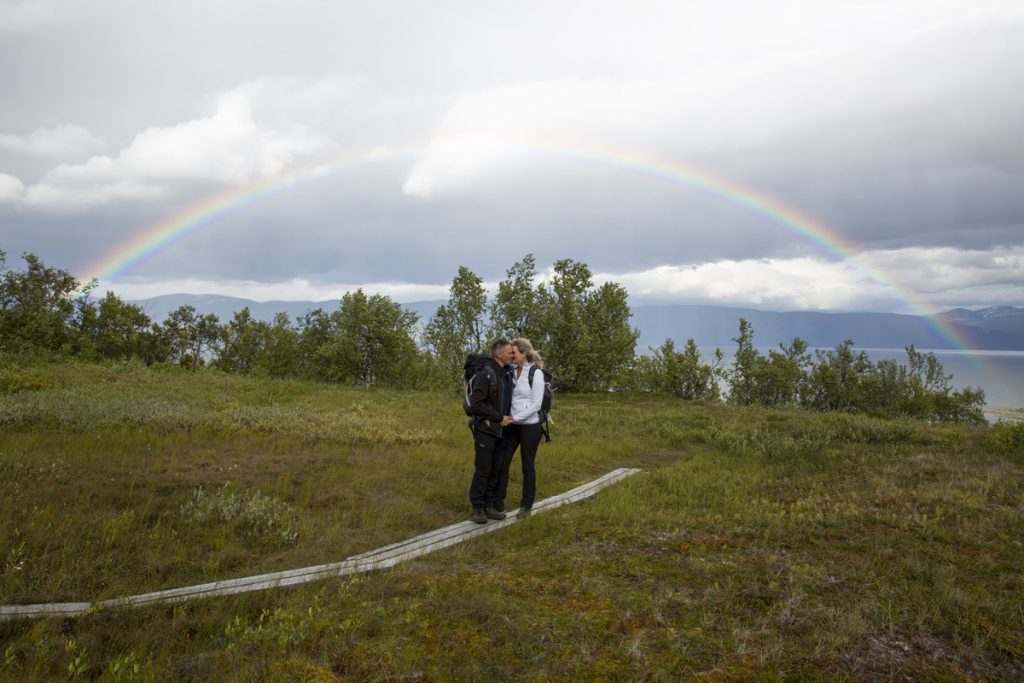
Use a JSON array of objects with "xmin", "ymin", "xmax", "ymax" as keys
[{"xmin": 1, "ymin": 468, "xmax": 641, "ymax": 622}]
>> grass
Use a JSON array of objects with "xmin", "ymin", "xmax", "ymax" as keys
[{"xmin": 1, "ymin": 358, "xmax": 1023, "ymax": 681}]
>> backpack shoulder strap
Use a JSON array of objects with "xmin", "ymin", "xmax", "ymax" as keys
[{"xmin": 528, "ymin": 365, "xmax": 537, "ymax": 387}]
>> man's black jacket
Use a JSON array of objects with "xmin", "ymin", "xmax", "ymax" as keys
[{"xmin": 466, "ymin": 357, "xmax": 512, "ymax": 438}]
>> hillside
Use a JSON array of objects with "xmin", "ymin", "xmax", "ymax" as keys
[
  {"xmin": 1, "ymin": 361, "xmax": 1021, "ymax": 680},
  {"xmin": 630, "ymin": 304, "xmax": 1024, "ymax": 351},
  {"xmin": 938, "ymin": 306, "xmax": 1024, "ymax": 336}
]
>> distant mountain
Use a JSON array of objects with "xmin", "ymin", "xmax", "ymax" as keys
[
  {"xmin": 128, "ymin": 295, "xmax": 1024, "ymax": 351},
  {"xmin": 631, "ymin": 305, "xmax": 1024, "ymax": 351},
  {"xmin": 127, "ymin": 294, "xmax": 442, "ymax": 326},
  {"xmin": 936, "ymin": 306, "xmax": 1024, "ymax": 336}
]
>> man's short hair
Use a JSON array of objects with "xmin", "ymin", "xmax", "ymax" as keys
[{"xmin": 490, "ymin": 338, "xmax": 511, "ymax": 356}]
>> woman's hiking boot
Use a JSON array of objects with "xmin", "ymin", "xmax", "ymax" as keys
[{"xmin": 471, "ymin": 508, "xmax": 487, "ymax": 524}]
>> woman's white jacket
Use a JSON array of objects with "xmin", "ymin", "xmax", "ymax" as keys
[{"xmin": 510, "ymin": 362, "xmax": 545, "ymax": 424}]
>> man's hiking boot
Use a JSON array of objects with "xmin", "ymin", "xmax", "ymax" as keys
[
  {"xmin": 484, "ymin": 507, "xmax": 507, "ymax": 521},
  {"xmin": 516, "ymin": 507, "xmax": 532, "ymax": 520},
  {"xmin": 471, "ymin": 508, "xmax": 487, "ymax": 524}
]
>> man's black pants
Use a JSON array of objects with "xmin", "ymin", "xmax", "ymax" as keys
[{"xmin": 469, "ymin": 431, "xmax": 507, "ymax": 509}]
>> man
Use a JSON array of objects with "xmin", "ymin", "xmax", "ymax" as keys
[{"xmin": 465, "ymin": 339, "xmax": 514, "ymax": 524}]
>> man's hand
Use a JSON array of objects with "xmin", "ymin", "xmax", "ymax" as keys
[{"xmin": 500, "ymin": 416, "xmax": 513, "ymax": 426}]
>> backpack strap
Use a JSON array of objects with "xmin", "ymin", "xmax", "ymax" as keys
[
  {"xmin": 466, "ymin": 363, "xmax": 499, "ymax": 417},
  {"xmin": 527, "ymin": 365, "xmax": 551, "ymax": 443}
]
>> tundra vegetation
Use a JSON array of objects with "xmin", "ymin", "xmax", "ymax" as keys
[{"xmin": 1, "ymin": 250, "xmax": 1020, "ymax": 681}]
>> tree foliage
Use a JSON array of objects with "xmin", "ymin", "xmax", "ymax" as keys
[
  {"xmin": 727, "ymin": 320, "xmax": 812, "ymax": 407},
  {"xmin": 628, "ymin": 338, "xmax": 723, "ymax": 400},
  {"xmin": 532, "ymin": 258, "xmax": 638, "ymax": 392},
  {"xmin": 216, "ymin": 307, "xmax": 270, "ymax": 374},
  {"xmin": 488, "ymin": 254, "xmax": 542, "ymax": 341},
  {"xmin": 423, "ymin": 266, "xmax": 487, "ymax": 385},
  {"xmin": 0, "ymin": 251, "xmax": 87, "ymax": 355},
  {"xmin": 725, "ymin": 320, "xmax": 985, "ymax": 423},
  {"xmin": 260, "ymin": 312, "xmax": 300, "ymax": 378},
  {"xmin": 156, "ymin": 305, "xmax": 222, "ymax": 368},
  {"xmin": 294, "ymin": 309, "xmax": 332, "ymax": 379},
  {"xmin": 0, "ymin": 252, "xmax": 989, "ymax": 424},
  {"xmin": 77, "ymin": 291, "xmax": 153, "ymax": 360},
  {"xmin": 428, "ymin": 255, "xmax": 638, "ymax": 392},
  {"xmin": 214, "ymin": 309, "xmax": 301, "ymax": 377},
  {"xmin": 319, "ymin": 289, "xmax": 419, "ymax": 386}
]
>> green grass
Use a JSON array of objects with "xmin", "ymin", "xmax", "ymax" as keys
[{"xmin": 1, "ymin": 358, "xmax": 1023, "ymax": 681}]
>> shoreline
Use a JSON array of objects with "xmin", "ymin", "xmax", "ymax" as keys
[{"xmin": 985, "ymin": 408, "xmax": 1024, "ymax": 422}]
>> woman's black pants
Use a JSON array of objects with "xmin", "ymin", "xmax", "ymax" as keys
[{"xmin": 499, "ymin": 422, "xmax": 544, "ymax": 510}]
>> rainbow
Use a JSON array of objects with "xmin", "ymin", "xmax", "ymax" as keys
[
  {"xmin": 82, "ymin": 142, "xmax": 978, "ymax": 353},
  {"xmin": 82, "ymin": 150, "xmax": 389, "ymax": 289}
]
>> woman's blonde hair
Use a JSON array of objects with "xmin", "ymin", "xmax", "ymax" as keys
[{"xmin": 511, "ymin": 337, "xmax": 544, "ymax": 369}]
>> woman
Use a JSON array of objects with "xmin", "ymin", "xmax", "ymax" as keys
[{"xmin": 504, "ymin": 337, "xmax": 546, "ymax": 519}]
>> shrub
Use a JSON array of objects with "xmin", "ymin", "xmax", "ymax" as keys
[
  {"xmin": 180, "ymin": 484, "xmax": 299, "ymax": 545},
  {"xmin": 983, "ymin": 421, "xmax": 1024, "ymax": 455}
]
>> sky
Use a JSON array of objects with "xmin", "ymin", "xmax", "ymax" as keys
[{"xmin": 1, "ymin": 0, "xmax": 1022, "ymax": 313}]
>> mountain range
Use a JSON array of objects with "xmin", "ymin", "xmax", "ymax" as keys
[
  {"xmin": 127, "ymin": 294, "xmax": 1024, "ymax": 351},
  {"xmin": 936, "ymin": 306, "xmax": 1024, "ymax": 336}
]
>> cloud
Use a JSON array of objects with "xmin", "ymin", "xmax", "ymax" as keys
[
  {"xmin": 18, "ymin": 78, "xmax": 353, "ymax": 209},
  {"xmin": 0, "ymin": 124, "xmax": 104, "ymax": 159},
  {"xmin": 0, "ymin": 172, "xmax": 25, "ymax": 202},
  {"xmin": 2, "ymin": 2, "xmax": 1021, "ymax": 314},
  {"xmin": 600, "ymin": 258, "xmax": 896, "ymax": 311},
  {"xmin": 598, "ymin": 246, "xmax": 1024, "ymax": 312},
  {"xmin": 0, "ymin": 0, "xmax": 54, "ymax": 31},
  {"xmin": 862, "ymin": 247, "xmax": 1024, "ymax": 300},
  {"xmin": 403, "ymin": 10, "xmax": 1024, "ymax": 220}
]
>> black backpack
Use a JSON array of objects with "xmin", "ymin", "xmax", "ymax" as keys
[
  {"xmin": 527, "ymin": 365, "xmax": 554, "ymax": 442},
  {"xmin": 463, "ymin": 353, "xmax": 496, "ymax": 417}
]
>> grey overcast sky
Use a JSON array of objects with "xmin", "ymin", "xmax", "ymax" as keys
[{"xmin": 1, "ymin": 0, "xmax": 1022, "ymax": 312}]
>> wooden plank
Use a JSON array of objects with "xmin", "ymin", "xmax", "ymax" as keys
[{"xmin": 1, "ymin": 468, "xmax": 640, "ymax": 622}]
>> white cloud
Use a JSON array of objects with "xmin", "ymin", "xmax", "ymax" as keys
[
  {"xmin": 860, "ymin": 247, "xmax": 1024, "ymax": 301},
  {"xmin": 0, "ymin": 124, "xmax": 104, "ymax": 159},
  {"xmin": 0, "ymin": 172, "xmax": 26, "ymax": 202},
  {"xmin": 600, "ymin": 258, "xmax": 895, "ymax": 311},
  {"xmin": 107, "ymin": 85, "xmax": 326, "ymax": 183},
  {"xmin": 596, "ymin": 246, "xmax": 1024, "ymax": 312},
  {"xmin": 0, "ymin": 0, "xmax": 54, "ymax": 31},
  {"xmin": 402, "ymin": 78, "xmax": 697, "ymax": 198},
  {"xmin": 22, "ymin": 174, "xmax": 163, "ymax": 207},
  {"xmin": 404, "ymin": 7, "xmax": 1024, "ymax": 199},
  {"xmin": 18, "ymin": 78, "xmax": 352, "ymax": 209}
]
